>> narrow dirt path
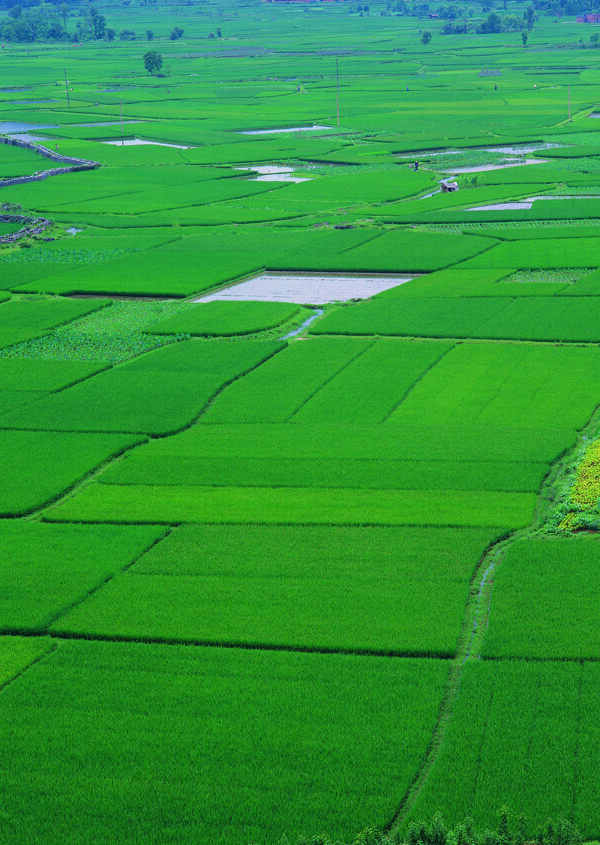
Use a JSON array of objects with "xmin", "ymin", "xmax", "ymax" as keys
[{"xmin": 387, "ymin": 403, "xmax": 600, "ymax": 833}]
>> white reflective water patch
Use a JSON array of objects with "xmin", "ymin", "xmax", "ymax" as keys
[
  {"xmin": 469, "ymin": 202, "xmax": 533, "ymax": 210},
  {"xmin": 195, "ymin": 272, "xmax": 417, "ymax": 305},
  {"xmin": 239, "ymin": 124, "xmax": 333, "ymax": 135},
  {"xmin": 100, "ymin": 139, "xmax": 193, "ymax": 149}
]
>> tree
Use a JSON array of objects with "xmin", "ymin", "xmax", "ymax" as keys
[
  {"xmin": 89, "ymin": 6, "xmax": 105, "ymax": 39},
  {"xmin": 170, "ymin": 25, "xmax": 183, "ymax": 39},
  {"xmin": 143, "ymin": 49, "xmax": 163, "ymax": 75},
  {"xmin": 119, "ymin": 28, "xmax": 135, "ymax": 40},
  {"xmin": 521, "ymin": 29, "xmax": 528, "ymax": 44},
  {"xmin": 523, "ymin": 5, "xmax": 536, "ymax": 29},
  {"xmin": 0, "ymin": 2, "xmax": 71, "ymax": 42},
  {"xmin": 421, "ymin": 28, "xmax": 432, "ymax": 43},
  {"xmin": 216, "ymin": 26, "xmax": 221, "ymax": 36},
  {"xmin": 591, "ymin": 31, "xmax": 599, "ymax": 45},
  {"xmin": 60, "ymin": 2, "xmax": 68, "ymax": 29},
  {"xmin": 146, "ymin": 29, "xmax": 153, "ymax": 40},
  {"xmin": 105, "ymin": 27, "xmax": 115, "ymax": 40},
  {"xmin": 478, "ymin": 11, "xmax": 502, "ymax": 32}
]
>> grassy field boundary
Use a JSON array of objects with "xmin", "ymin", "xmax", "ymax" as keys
[
  {"xmin": 286, "ymin": 337, "xmax": 377, "ymax": 421},
  {"xmin": 381, "ymin": 343, "xmax": 455, "ymax": 422},
  {"xmin": 42, "ymin": 526, "xmax": 173, "ymax": 631},
  {"xmin": 387, "ymin": 399, "xmax": 600, "ymax": 832}
]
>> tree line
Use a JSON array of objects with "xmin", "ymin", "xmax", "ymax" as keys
[{"xmin": 0, "ymin": 3, "xmax": 107, "ymax": 42}]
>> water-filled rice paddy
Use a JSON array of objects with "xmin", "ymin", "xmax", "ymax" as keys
[{"xmin": 196, "ymin": 272, "xmax": 417, "ymax": 304}]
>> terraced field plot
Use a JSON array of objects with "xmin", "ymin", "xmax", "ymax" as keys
[{"xmin": 3, "ymin": 1, "xmax": 600, "ymax": 842}]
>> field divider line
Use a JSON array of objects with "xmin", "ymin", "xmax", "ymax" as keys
[
  {"xmin": 0, "ymin": 627, "xmax": 457, "ymax": 660},
  {"xmin": 284, "ymin": 338, "xmax": 377, "ymax": 422},
  {"xmin": 0, "ymin": 639, "xmax": 57, "ymax": 698},
  {"xmin": 6, "ymin": 436, "xmax": 148, "ymax": 523},
  {"xmin": 42, "ymin": 526, "xmax": 175, "ymax": 632},
  {"xmin": 0, "ymin": 426, "xmax": 147, "ymax": 436},
  {"xmin": 26, "ymin": 344, "xmax": 288, "ymax": 521},
  {"xmin": 181, "ymin": 342, "xmax": 288, "ymax": 431},
  {"xmin": 381, "ymin": 342, "xmax": 455, "ymax": 423},
  {"xmin": 306, "ymin": 333, "xmax": 600, "ymax": 348},
  {"xmin": 385, "ymin": 527, "xmax": 506, "ymax": 833},
  {"xmin": 336, "ymin": 228, "xmax": 387, "ymax": 255},
  {"xmin": 39, "ymin": 517, "xmax": 520, "ymax": 531}
]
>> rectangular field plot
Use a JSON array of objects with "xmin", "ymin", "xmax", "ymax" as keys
[
  {"xmin": 474, "ymin": 297, "xmax": 600, "ymax": 343},
  {"xmin": 313, "ymin": 297, "xmax": 512, "ymax": 338},
  {"xmin": 112, "ymin": 421, "xmax": 572, "ymax": 466},
  {"xmin": 388, "ymin": 343, "xmax": 600, "ymax": 432},
  {"xmin": 101, "ymin": 452, "xmax": 548, "ymax": 493},
  {"xmin": 406, "ymin": 659, "xmax": 600, "ymax": 838},
  {"xmin": 0, "ymin": 340, "xmax": 284, "ymax": 435},
  {"xmin": 0, "ymin": 430, "xmax": 143, "ymax": 517},
  {"xmin": 315, "ymin": 294, "xmax": 600, "ymax": 341},
  {"xmin": 46, "ymin": 483, "xmax": 536, "ymax": 528},
  {"xmin": 0, "ymin": 522, "xmax": 164, "ymax": 632},
  {"xmin": 0, "ymin": 639, "xmax": 448, "ymax": 843},
  {"xmin": 483, "ymin": 536, "xmax": 600, "ymax": 659},
  {"xmin": 52, "ymin": 524, "xmax": 500, "ymax": 656},
  {"xmin": 333, "ymin": 230, "xmax": 498, "ymax": 273},
  {"xmin": 291, "ymin": 339, "xmax": 452, "ymax": 424},
  {"xmin": 463, "ymin": 237, "xmax": 600, "ymax": 269}
]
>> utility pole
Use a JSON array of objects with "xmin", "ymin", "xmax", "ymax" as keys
[
  {"xmin": 568, "ymin": 84, "xmax": 571, "ymax": 120},
  {"xmin": 64, "ymin": 69, "xmax": 70, "ymax": 107},
  {"xmin": 120, "ymin": 100, "xmax": 124, "ymax": 145},
  {"xmin": 336, "ymin": 59, "xmax": 340, "ymax": 128}
]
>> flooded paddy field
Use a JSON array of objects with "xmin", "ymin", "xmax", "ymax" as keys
[{"xmin": 196, "ymin": 272, "xmax": 417, "ymax": 304}]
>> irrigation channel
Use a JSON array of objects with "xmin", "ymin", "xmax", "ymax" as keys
[
  {"xmin": 10, "ymin": 277, "xmax": 595, "ymax": 830},
  {"xmin": 8, "ymin": 277, "xmax": 599, "ymax": 831},
  {"xmin": 386, "ymin": 402, "xmax": 600, "ymax": 834}
]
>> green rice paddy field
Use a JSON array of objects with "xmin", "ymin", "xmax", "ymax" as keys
[{"xmin": 5, "ymin": 0, "xmax": 600, "ymax": 841}]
